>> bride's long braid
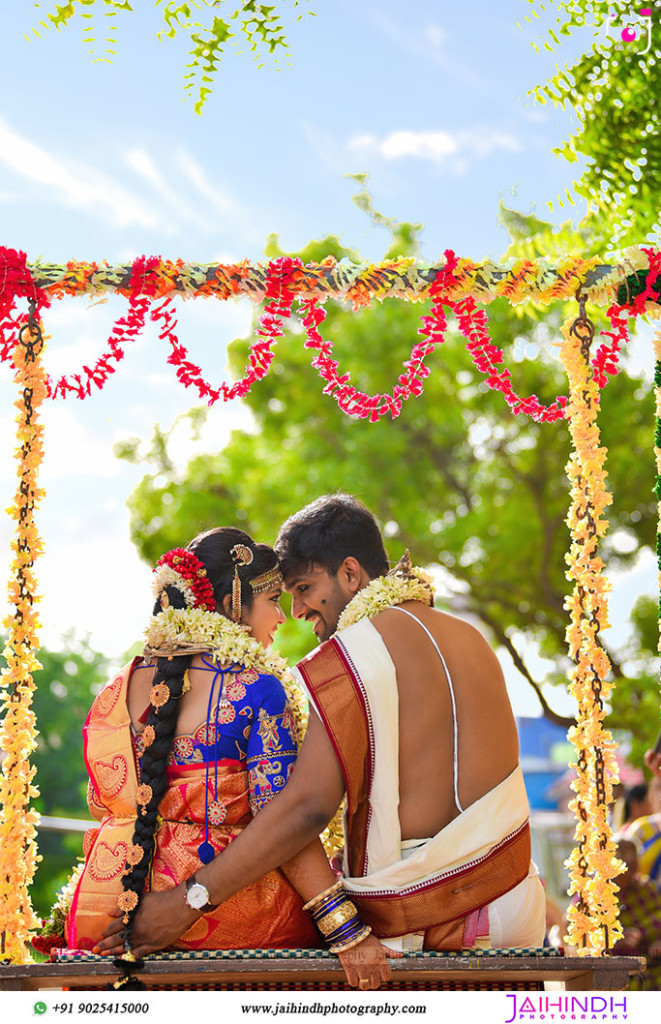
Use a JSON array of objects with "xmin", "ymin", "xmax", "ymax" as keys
[
  {"xmin": 111, "ymin": 528, "xmax": 280, "ymax": 986},
  {"xmin": 117, "ymin": 597, "xmax": 191, "ymax": 953}
]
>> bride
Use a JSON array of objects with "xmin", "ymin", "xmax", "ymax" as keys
[{"xmin": 66, "ymin": 526, "xmax": 391, "ymax": 989}]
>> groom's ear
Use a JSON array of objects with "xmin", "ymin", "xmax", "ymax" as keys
[{"xmin": 340, "ymin": 556, "xmax": 363, "ymax": 595}]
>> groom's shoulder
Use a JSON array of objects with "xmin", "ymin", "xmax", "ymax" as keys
[{"xmin": 296, "ymin": 635, "xmax": 340, "ymax": 674}]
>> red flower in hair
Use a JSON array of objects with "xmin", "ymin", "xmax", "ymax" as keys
[{"xmin": 153, "ymin": 547, "xmax": 216, "ymax": 611}]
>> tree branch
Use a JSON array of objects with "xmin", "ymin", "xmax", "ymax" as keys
[{"xmin": 477, "ymin": 605, "xmax": 576, "ymax": 730}]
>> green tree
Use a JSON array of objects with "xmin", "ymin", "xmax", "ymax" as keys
[
  {"xmin": 117, "ymin": 206, "xmax": 657, "ymax": 741},
  {"xmin": 1, "ymin": 636, "xmax": 110, "ymax": 917},
  {"xmin": 611, "ymin": 595, "xmax": 661, "ymax": 767},
  {"xmin": 29, "ymin": 0, "xmax": 314, "ymax": 112},
  {"xmin": 525, "ymin": 0, "xmax": 661, "ymax": 246}
]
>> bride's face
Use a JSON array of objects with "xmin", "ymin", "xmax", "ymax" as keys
[{"xmin": 242, "ymin": 585, "xmax": 286, "ymax": 648}]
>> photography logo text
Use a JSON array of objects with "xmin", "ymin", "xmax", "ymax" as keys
[{"xmin": 505, "ymin": 995, "xmax": 628, "ymax": 1022}]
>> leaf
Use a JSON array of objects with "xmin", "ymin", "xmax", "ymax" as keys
[{"xmin": 31, "ymin": 0, "xmax": 317, "ymax": 109}]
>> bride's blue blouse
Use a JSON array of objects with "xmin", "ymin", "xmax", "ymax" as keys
[{"xmin": 132, "ymin": 662, "xmax": 299, "ymax": 814}]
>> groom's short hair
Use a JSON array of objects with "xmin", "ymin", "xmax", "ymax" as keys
[{"xmin": 275, "ymin": 494, "xmax": 389, "ymax": 580}]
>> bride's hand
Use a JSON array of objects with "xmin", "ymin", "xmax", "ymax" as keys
[{"xmin": 337, "ymin": 932, "xmax": 404, "ymax": 990}]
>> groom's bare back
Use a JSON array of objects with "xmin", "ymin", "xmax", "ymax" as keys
[{"xmin": 372, "ymin": 601, "xmax": 519, "ymax": 842}]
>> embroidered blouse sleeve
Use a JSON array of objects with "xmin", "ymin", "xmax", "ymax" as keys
[{"xmin": 247, "ymin": 673, "xmax": 299, "ymax": 816}]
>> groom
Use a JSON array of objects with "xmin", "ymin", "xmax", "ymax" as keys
[{"xmin": 99, "ymin": 494, "xmax": 543, "ymax": 960}]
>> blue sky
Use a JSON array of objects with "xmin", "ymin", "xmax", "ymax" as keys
[{"xmin": 0, "ymin": 1, "xmax": 655, "ymax": 717}]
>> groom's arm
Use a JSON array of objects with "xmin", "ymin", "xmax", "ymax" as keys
[
  {"xmin": 97, "ymin": 710, "xmax": 345, "ymax": 955},
  {"xmin": 199, "ymin": 708, "xmax": 346, "ymax": 900}
]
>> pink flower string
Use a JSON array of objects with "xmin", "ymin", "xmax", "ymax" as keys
[
  {"xmin": 593, "ymin": 247, "xmax": 661, "ymax": 388},
  {"xmin": 0, "ymin": 250, "xmax": 649, "ymax": 415},
  {"xmin": 48, "ymin": 293, "xmax": 152, "ymax": 399},
  {"xmin": 153, "ymin": 256, "xmax": 301, "ymax": 404},
  {"xmin": 298, "ymin": 250, "xmax": 571, "ymax": 423}
]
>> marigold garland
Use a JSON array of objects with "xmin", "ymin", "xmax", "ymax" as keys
[
  {"xmin": 0, "ymin": 311, "xmax": 47, "ymax": 963},
  {"xmin": 558, "ymin": 311, "xmax": 622, "ymax": 956},
  {"xmin": 13, "ymin": 249, "xmax": 660, "ymax": 307}
]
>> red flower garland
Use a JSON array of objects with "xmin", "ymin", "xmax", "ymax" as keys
[
  {"xmin": 297, "ymin": 251, "xmax": 572, "ymax": 423},
  {"xmin": 438, "ymin": 252, "xmax": 569, "ymax": 423},
  {"xmin": 154, "ymin": 547, "xmax": 216, "ymax": 611},
  {"xmin": 0, "ymin": 250, "xmax": 642, "ymax": 417},
  {"xmin": 48, "ymin": 293, "xmax": 152, "ymax": 399},
  {"xmin": 153, "ymin": 256, "xmax": 300, "ymax": 404},
  {"xmin": 593, "ymin": 247, "xmax": 661, "ymax": 388},
  {"xmin": 0, "ymin": 247, "xmax": 50, "ymax": 363}
]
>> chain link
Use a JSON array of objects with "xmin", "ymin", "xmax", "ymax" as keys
[{"xmin": 569, "ymin": 291, "xmax": 596, "ymax": 363}]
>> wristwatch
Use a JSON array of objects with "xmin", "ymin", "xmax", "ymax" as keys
[{"xmin": 184, "ymin": 875, "xmax": 215, "ymax": 912}]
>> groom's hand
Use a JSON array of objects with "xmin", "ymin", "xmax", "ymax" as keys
[{"xmin": 94, "ymin": 885, "xmax": 199, "ymax": 958}]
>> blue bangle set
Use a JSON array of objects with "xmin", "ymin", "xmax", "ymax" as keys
[{"xmin": 304, "ymin": 881, "xmax": 372, "ymax": 954}]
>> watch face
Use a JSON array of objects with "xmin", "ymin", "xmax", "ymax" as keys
[{"xmin": 186, "ymin": 882, "xmax": 209, "ymax": 910}]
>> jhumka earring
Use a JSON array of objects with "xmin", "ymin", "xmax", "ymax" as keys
[{"xmin": 230, "ymin": 544, "xmax": 254, "ymax": 622}]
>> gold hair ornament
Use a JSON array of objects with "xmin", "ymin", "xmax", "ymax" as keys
[
  {"xmin": 117, "ymin": 889, "xmax": 139, "ymax": 924},
  {"xmin": 137, "ymin": 784, "xmax": 153, "ymax": 815},
  {"xmin": 250, "ymin": 564, "xmax": 284, "ymax": 594},
  {"xmin": 142, "ymin": 724, "xmax": 155, "ymax": 748},
  {"xmin": 149, "ymin": 682, "xmax": 170, "ymax": 710}
]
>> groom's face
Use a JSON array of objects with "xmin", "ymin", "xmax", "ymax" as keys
[{"xmin": 285, "ymin": 564, "xmax": 353, "ymax": 643}]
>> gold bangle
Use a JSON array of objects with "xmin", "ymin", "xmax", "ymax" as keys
[
  {"xmin": 303, "ymin": 879, "xmax": 343, "ymax": 913},
  {"xmin": 329, "ymin": 924, "xmax": 372, "ymax": 954},
  {"xmin": 316, "ymin": 901, "xmax": 359, "ymax": 937}
]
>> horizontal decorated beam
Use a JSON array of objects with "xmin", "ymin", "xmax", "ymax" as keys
[{"xmin": 9, "ymin": 250, "xmax": 661, "ymax": 309}]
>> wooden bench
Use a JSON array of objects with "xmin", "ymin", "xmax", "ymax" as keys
[{"xmin": 0, "ymin": 949, "xmax": 646, "ymax": 991}]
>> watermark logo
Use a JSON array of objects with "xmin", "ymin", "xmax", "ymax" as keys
[
  {"xmin": 596, "ymin": 5, "xmax": 653, "ymax": 54},
  {"xmin": 504, "ymin": 994, "xmax": 628, "ymax": 1022}
]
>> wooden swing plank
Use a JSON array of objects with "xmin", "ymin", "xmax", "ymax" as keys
[{"xmin": 0, "ymin": 954, "xmax": 644, "ymax": 991}]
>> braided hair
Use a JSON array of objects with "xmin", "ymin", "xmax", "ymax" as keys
[{"xmin": 115, "ymin": 527, "xmax": 280, "ymax": 963}]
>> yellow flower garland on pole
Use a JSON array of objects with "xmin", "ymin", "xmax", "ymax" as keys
[
  {"xmin": 559, "ymin": 308, "xmax": 623, "ymax": 956},
  {"xmin": 0, "ymin": 309, "xmax": 47, "ymax": 962}
]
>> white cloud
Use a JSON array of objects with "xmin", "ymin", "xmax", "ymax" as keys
[
  {"xmin": 380, "ymin": 130, "xmax": 459, "ymax": 162},
  {"xmin": 177, "ymin": 151, "xmax": 241, "ymax": 219},
  {"xmin": 349, "ymin": 128, "xmax": 521, "ymax": 171},
  {"xmin": 426, "ymin": 24, "xmax": 446, "ymax": 49},
  {"xmin": 36, "ymin": 533, "xmax": 151, "ymax": 655},
  {"xmin": 523, "ymin": 108, "xmax": 548, "ymax": 124},
  {"xmin": 125, "ymin": 148, "xmax": 211, "ymax": 234},
  {"xmin": 0, "ymin": 117, "xmax": 161, "ymax": 228},
  {"xmin": 40, "ymin": 406, "xmax": 123, "ymax": 481}
]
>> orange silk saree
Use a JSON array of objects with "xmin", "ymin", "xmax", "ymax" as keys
[{"xmin": 66, "ymin": 661, "xmax": 319, "ymax": 951}]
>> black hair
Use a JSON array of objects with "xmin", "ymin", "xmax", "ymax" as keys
[
  {"xmin": 114, "ymin": 527, "xmax": 278, "ymax": 971},
  {"xmin": 623, "ymin": 782, "xmax": 649, "ymax": 823},
  {"xmin": 274, "ymin": 494, "xmax": 389, "ymax": 580}
]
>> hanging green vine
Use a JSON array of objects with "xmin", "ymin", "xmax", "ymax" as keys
[
  {"xmin": 523, "ymin": 0, "xmax": 661, "ymax": 247},
  {"xmin": 28, "ymin": 0, "xmax": 314, "ymax": 112}
]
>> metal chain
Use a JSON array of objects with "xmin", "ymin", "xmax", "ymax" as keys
[{"xmin": 569, "ymin": 290, "xmax": 596, "ymax": 364}]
